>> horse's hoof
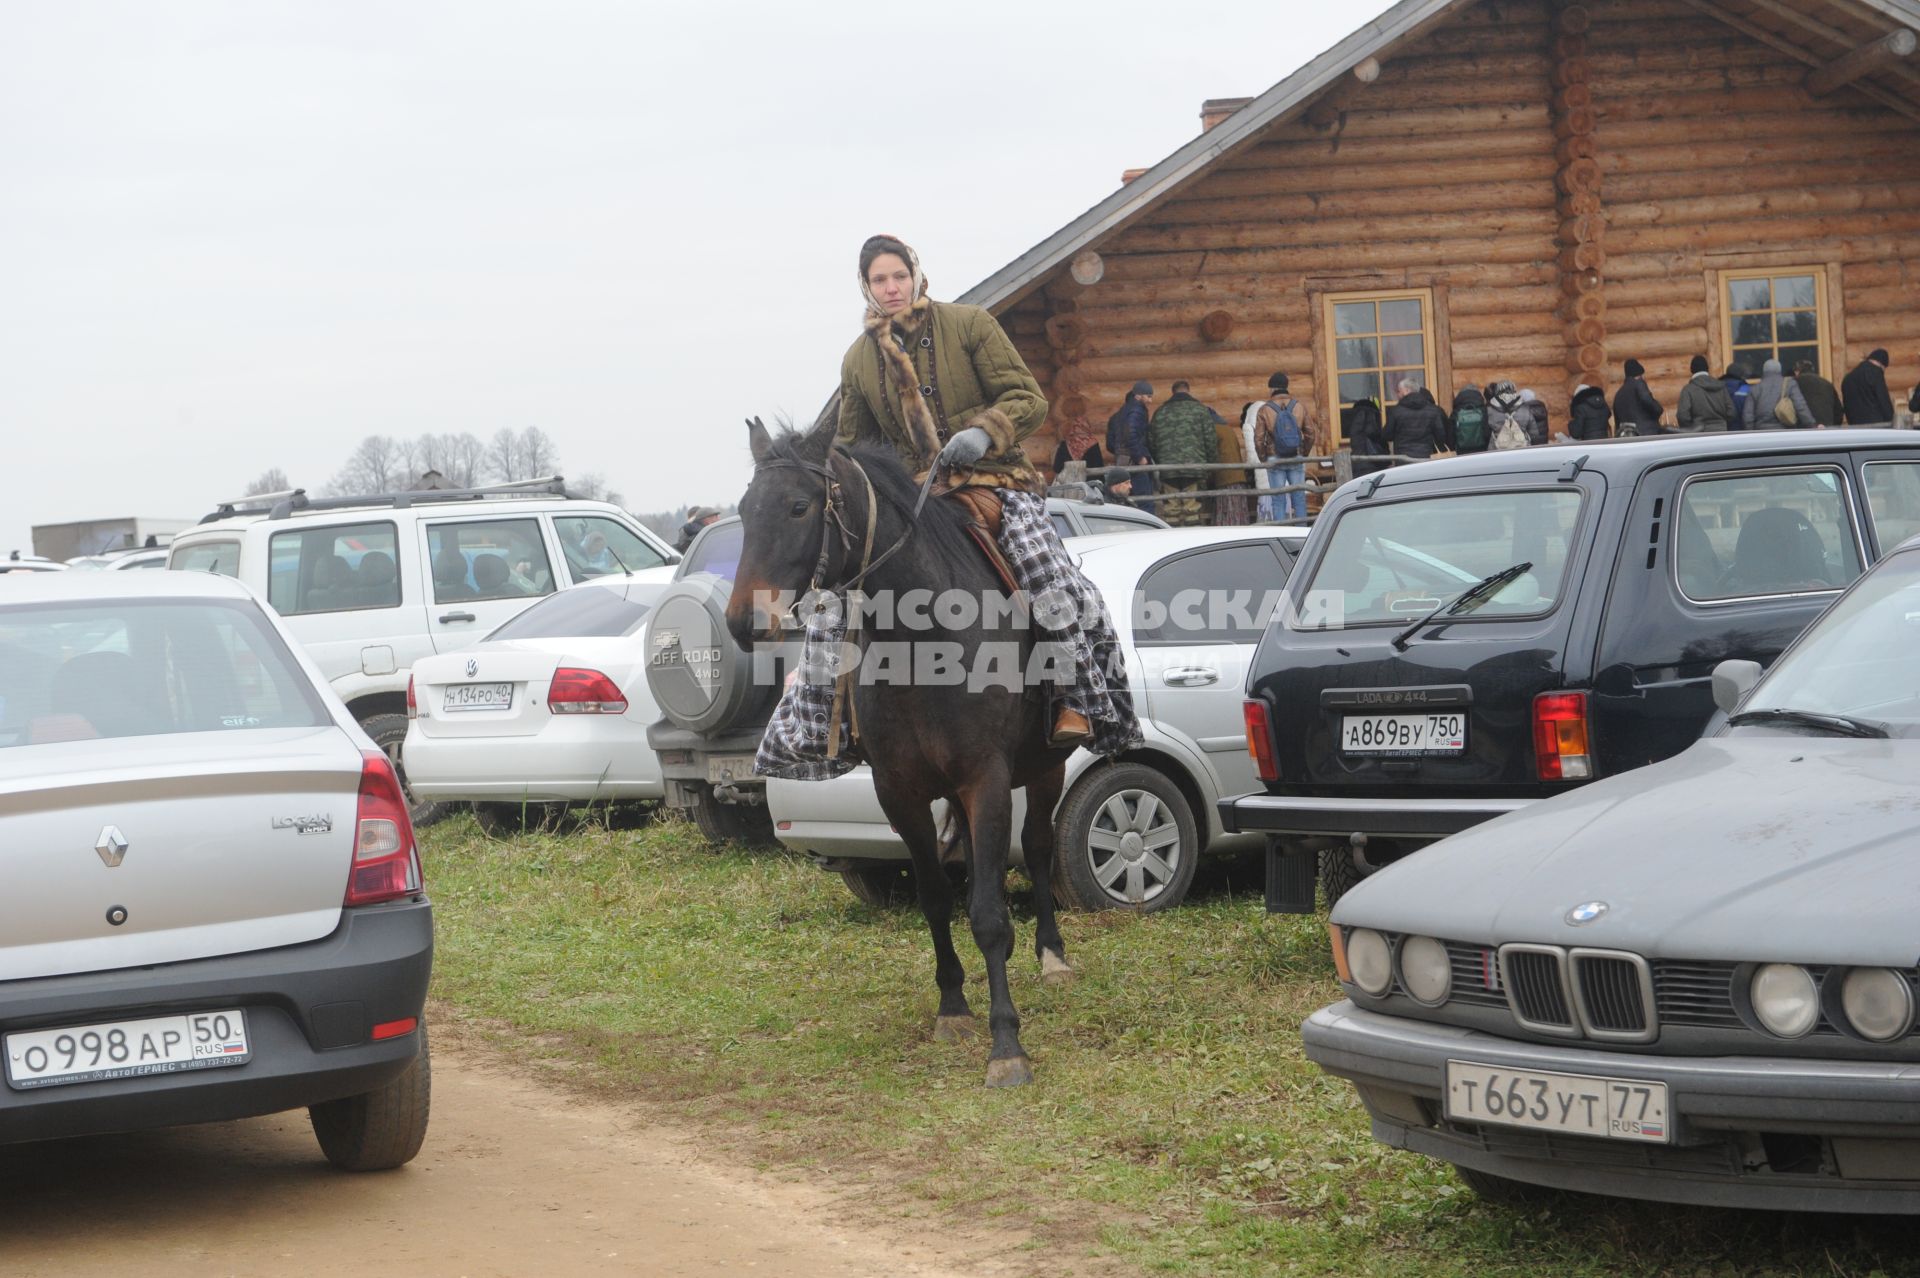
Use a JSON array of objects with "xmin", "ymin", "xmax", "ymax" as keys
[
  {"xmin": 1040, "ymin": 949, "xmax": 1075, "ymax": 987},
  {"xmin": 933, "ymin": 1014, "xmax": 980, "ymax": 1043},
  {"xmin": 985, "ymin": 1055, "xmax": 1034, "ymax": 1088}
]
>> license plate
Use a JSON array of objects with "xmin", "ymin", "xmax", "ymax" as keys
[
  {"xmin": 1341, "ymin": 712, "xmax": 1466, "ymax": 755},
  {"xmin": 6, "ymin": 1010, "xmax": 251, "ymax": 1090},
  {"xmin": 1444, "ymin": 1059, "xmax": 1669, "ymax": 1144},
  {"xmin": 706, "ymin": 753, "xmax": 758, "ymax": 784},
  {"xmin": 444, "ymin": 682, "xmax": 513, "ymax": 712}
]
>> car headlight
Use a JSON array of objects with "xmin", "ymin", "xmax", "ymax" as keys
[
  {"xmin": 1750, "ymin": 963, "xmax": 1820, "ymax": 1038},
  {"xmin": 1841, "ymin": 968, "xmax": 1914, "ymax": 1042},
  {"xmin": 1397, "ymin": 935, "xmax": 1452, "ymax": 1006},
  {"xmin": 1346, "ymin": 928, "xmax": 1392, "ymax": 996}
]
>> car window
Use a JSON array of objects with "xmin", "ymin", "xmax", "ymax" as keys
[
  {"xmin": 1673, "ymin": 468, "xmax": 1861, "ymax": 602},
  {"xmin": 427, "ymin": 518, "xmax": 555, "ymax": 604},
  {"xmin": 487, "ymin": 584, "xmax": 654, "ymax": 640},
  {"xmin": 1739, "ymin": 550, "xmax": 1920, "ymax": 735},
  {"xmin": 1134, "ymin": 544, "xmax": 1291, "ymax": 645},
  {"xmin": 171, "ymin": 541, "xmax": 240, "ymax": 577},
  {"xmin": 0, "ymin": 599, "xmax": 329, "ymax": 747},
  {"xmin": 680, "ymin": 520, "xmax": 743, "ymax": 584},
  {"xmin": 554, "ymin": 515, "xmax": 668, "ymax": 581},
  {"xmin": 269, "ymin": 521, "xmax": 401, "ymax": 614},
  {"xmin": 1051, "ymin": 514, "xmax": 1075, "ymax": 540},
  {"xmin": 1863, "ymin": 461, "xmax": 1920, "ymax": 552},
  {"xmin": 1084, "ymin": 513, "xmax": 1157, "ymax": 535},
  {"xmin": 122, "ymin": 556, "xmax": 167, "ymax": 569},
  {"xmin": 1302, "ymin": 489, "xmax": 1586, "ymax": 626}
]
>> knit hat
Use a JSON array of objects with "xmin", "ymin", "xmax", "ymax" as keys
[
  {"xmin": 1102, "ymin": 467, "xmax": 1132, "ymax": 490},
  {"xmin": 1689, "ymin": 355, "xmax": 1709, "ymax": 374},
  {"xmin": 1869, "ymin": 348, "xmax": 1891, "ymax": 365},
  {"xmin": 1624, "ymin": 359, "xmax": 1645, "ymax": 378},
  {"xmin": 1762, "ymin": 358, "xmax": 1783, "ymax": 375},
  {"xmin": 1519, "ymin": 388, "xmax": 1537, "ymax": 403},
  {"xmin": 1130, "ymin": 380, "xmax": 1154, "ymax": 397},
  {"xmin": 857, "ymin": 234, "xmax": 927, "ymax": 317},
  {"xmin": 1268, "ymin": 372, "xmax": 1290, "ymax": 391},
  {"xmin": 1723, "ymin": 364, "xmax": 1747, "ymax": 381}
]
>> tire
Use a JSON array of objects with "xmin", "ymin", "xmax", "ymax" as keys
[
  {"xmin": 1053, "ymin": 763, "xmax": 1199, "ymax": 913},
  {"xmin": 839, "ymin": 864, "xmax": 914, "ymax": 907},
  {"xmin": 472, "ymin": 801, "xmax": 568, "ymax": 835},
  {"xmin": 310, "ymin": 1025, "xmax": 431, "ymax": 1172},
  {"xmin": 688, "ymin": 790, "xmax": 778, "ymax": 848},
  {"xmin": 1451, "ymin": 1164, "xmax": 1561, "ymax": 1207},
  {"xmin": 1318, "ymin": 845, "xmax": 1365, "ymax": 911},
  {"xmin": 362, "ymin": 712, "xmax": 448, "ymax": 829}
]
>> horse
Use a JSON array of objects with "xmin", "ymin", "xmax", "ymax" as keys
[{"xmin": 726, "ymin": 414, "xmax": 1077, "ymax": 1087}]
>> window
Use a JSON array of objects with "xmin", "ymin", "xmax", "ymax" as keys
[
  {"xmin": 554, "ymin": 516, "xmax": 668, "ymax": 582},
  {"xmin": 1324, "ymin": 289, "xmax": 1437, "ymax": 442},
  {"xmin": 1720, "ymin": 269, "xmax": 1827, "ymax": 377},
  {"xmin": 1133, "ymin": 543, "xmax": 1291, "ymax": 645},
  {"xmin": 1737, "ymin": 551, "xmax": 1920, "ymax": 735},
  {"xmin": 1674, "ymin": 468, "xmax": 1861, "ymax": 602},
  {"xmin": 427, "ymin": 518, "xmax": 555, "ymax": 604},
  {"xmin": 0, "ymin": 599, "xmax": 328, "ymax": 747},
  {"xmin": 269, "ymin": 522, "xmax": 400, "ymax": 614},
  {"xmin": 1303, "ymin": 489, "xmax": 1587, "ymax": 627},
  {"xmin": 1862, "ymin": 461, "xmax": 1920, "ymax": 553},
  {"xmin": 680, "ymin": 519, "xmax": 742, "ymax": 584},
  {"xmin": 171, "ymin": 541, "xmax": 240, "ymax": 577},
  {"xmin": 1082, "ymin": 513, "xmax": 1160, "ymax": 537},
  {"xmin": 488, "ymin": 584, "xmax": 656, "ymax": 641},
  {"xmin": 1050, "ymin": 514, "xmax": 1075, "ymax": 541}
]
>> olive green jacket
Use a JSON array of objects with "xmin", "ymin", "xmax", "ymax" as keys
[{"xmin": 837, "ymin": 300, "xmax": 1046, "ymax": 491}]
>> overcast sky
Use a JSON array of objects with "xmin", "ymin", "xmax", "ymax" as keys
[{"xmin": 0, "ymin": 0, "xmax": 1392, "ymax": 556}]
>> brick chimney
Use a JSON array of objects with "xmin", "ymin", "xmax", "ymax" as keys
[
  {"xmin": 1119, "ymin": 167, "xmax": 1151, "ymax": 185},
  {"xmin": 1200, "ymin": 97, "xmax": 1254, "ymax": 131}
]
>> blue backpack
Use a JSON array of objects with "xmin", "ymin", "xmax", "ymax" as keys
[{"xmin": 1265, "ymin": 397, "xmax": 1303, "ymax": 459}]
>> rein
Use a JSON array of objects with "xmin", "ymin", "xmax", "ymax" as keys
[{"xmin": 756, "ymin": 448, "xmax": 939, "ymax": 602}]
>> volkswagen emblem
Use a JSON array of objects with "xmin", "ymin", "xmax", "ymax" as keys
[
  {"xmin": 95, "ymin": 826, "xmax": 129, "ymax": 868},
  {"xmin": 465, "ymin": 658, "xmax": 478, "ymax": 677},
  {"xmin": 1566, "ymin": 900, "xmax": 1609, "ymax": 926}
]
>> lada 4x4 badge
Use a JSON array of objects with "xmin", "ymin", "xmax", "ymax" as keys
[
  {"xmin": 1566, "ymin": 900, "xmax": 1608, "ymax": 926},
  {"xmin": 95, "ymin": 826, "xmax": 128, "ymax": 868}
]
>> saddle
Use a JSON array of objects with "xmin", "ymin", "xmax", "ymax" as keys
[{"xmin": 937, "ymin": 484, "xmax": 1019, "ymax": 595}]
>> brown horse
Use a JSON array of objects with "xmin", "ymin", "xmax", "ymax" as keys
[{"xmin": 726, "ymin": 416, "xmax": 1076, "ymax": 1086}]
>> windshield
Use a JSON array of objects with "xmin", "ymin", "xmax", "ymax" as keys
[
  {"xmin": 1736, "ymin": 550, "xmax": 1920, "ymax": 737},
  {"xmin": 1301, "ymin": 488, "xmax": 1586, "ymax": 627},
  {"xmin": 487, "ymin": 583, "xmax": 656, "ymax": 640}
]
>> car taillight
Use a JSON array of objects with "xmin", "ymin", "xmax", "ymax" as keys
[
  {"xmin": 1244, "ymin": 699, "xmax": 1279, "ymax": 783},
  {"xmin": 548, "ymin": 667, "xmax": 628, "ymax": 714},
  {"xmin": 1533, "ymin": 691, "xmax": 1592, "ymax": 781},
  {"xmin": 405, "ymin": 673, "xmax": 417, "ymax": 719},
  {"xmin": 350, "ymin": 749, "xmax": 422, "ymax": 905}
]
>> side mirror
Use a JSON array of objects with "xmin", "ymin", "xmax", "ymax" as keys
[{"xmin": 1711, "ymin": 659, "xmax": 1763, "ymax": 715}]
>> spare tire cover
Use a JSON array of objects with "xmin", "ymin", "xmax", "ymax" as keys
[{"xmin": 645, "ymin": 576, "xmax": 779, "ymax": 733}]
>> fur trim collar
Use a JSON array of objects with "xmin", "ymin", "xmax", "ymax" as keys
[{"xmin": 864, "ymin": 301, "xmax": 941, "ymax": 467}]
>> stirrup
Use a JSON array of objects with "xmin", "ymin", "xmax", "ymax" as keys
[{"xmin": 1049, "ymin": 708, "xmax": 1092, "ymax": 747}]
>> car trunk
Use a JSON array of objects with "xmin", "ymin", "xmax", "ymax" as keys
[
  {"xmin": 411, "ymin": 646, "xmax": 564, "ymax": 739},
  {"xmin": 0, "ymin": 727, "xmax": 363, "ymax": 982}
]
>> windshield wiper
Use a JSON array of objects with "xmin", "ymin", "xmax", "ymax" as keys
[
  {"xmin": 1391, "ymin": 561, "xmax": 1533, "ymax": 651},
  {"xmin": 1726, "ymin": 707, "xmax": 1890, "ymax": 738}
]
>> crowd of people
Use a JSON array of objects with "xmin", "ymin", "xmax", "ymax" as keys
[{"xmin": 1052, "ymin": 349, "xmax": 1920, "ymax": 526}]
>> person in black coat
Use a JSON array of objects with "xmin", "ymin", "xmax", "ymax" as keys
[
  {"xmin": 1568, "ymin": 384, "xmax": 1612, "ymax": 440},
  {"xmin": 1842, "ymin": 349, "xmax": 1896, "ymax": 425},
  {"xmin": 1612, "ymin": 358, "xmax": 1662, "ymax": 434},
  {"xmin": 1384, "ymin": 381, "xmax": 1450, "ymax": 460}
]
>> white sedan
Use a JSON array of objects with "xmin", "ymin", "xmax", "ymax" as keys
[
  {"xmin": 769, "ymin": 525, "xmax": 1310, "ymax": 911},
  {"xmin": 403, "ymin": 573, "xmax": 671, "ymax": 827}
]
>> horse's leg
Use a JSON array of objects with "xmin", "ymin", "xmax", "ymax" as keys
[
  {"xmin": 1021, "ymin": 762, "xmax": 1073, "ymax": 987},
  {"xmin": 875, "ymin": 785, "xmax": 974, "ymax": 1039},
  {"xmin": 958, "ymin": 767, "xmax": 1031, "ymax": 1087}
]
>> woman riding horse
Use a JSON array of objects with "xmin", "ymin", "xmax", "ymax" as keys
[{"xmin": 755, "ymin": 234, "xmax": 1141, "ymax": 780}]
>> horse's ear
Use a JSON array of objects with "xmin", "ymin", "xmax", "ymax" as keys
[
  {"xmin": 746, "ymin": 416, "xmax": 773, "ymax": 465},
  {"xmin": 799, "ymin": 409, "xmax": 836, "ymax": 462}
]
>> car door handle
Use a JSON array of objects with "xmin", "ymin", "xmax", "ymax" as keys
[
  {"xmin": 1162, "ymin": 667, "xmax": 1219, "ymax": 687},
  {"xmin": 439, "ymin": 611, "xmax": 477, "ymax": 624}
]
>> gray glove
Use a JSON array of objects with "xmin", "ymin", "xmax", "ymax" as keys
[{"xmin": 937, "ymin": 426, "xmax": 991, "ymax": 467}]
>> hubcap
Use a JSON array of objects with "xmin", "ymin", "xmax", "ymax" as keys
[{"xmin": 1084, "ymin": 788, "xmax": 1182, "ymax": 904}]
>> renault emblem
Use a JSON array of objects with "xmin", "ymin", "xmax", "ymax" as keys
[
  {"xmin": 95, "ymin": 826, "xmax": 129, "ymax": 868},
  {"xmin": 1566, "ymin": 900, "xmax": 1608, "ymax": 926},
  {"xmin": 465, "ymin": 658, "xmax": 478, "ymax": 677}
]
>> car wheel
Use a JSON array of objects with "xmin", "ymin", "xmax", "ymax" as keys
[
  {"xmin": 688, "ymin": 790, "xmax": 778, "ymax": 848},
  {"xmin": 362, "ymin": 713, "xmax": 447, "ymax": 829},
  {"xmin": 1318, "ymin": 846, "xmax": 1364, "ymax": 910},
  {"xmin": 1450, "ymin": 1164, "xmax": 1562, "ymax": 1207},
  {"xmin": 840, "ymin": 864, "xmax": 914, "ymax": 907},
  {"xmin": 310, "ymin": 1025, "xmax": 431, "ymax": 1172},
  {"xmin": 472, "ymin": 801, "xmax": 568, "ymax": 835},
  {"xmin": 1053, "ymin": 763, "xmax": 1199, "ymax": 913}
]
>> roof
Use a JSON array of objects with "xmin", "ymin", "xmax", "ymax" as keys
[
  {"xmin": 1069, "ymin": 523, "xmax": 1311, "ymax": 561},
  {"xmin": 959, "ymin": 0, "xmax": 1920, "ymax": 315},
  {"xmin": 0, "ymin": 569, "xmax": 255, "ymax": 605},
  {"xmin": 178, "ymin": 494, "xmax": 637, "ymax": 540}
]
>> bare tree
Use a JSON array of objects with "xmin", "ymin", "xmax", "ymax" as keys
[
  {"xmin": 518, "ymin": 426, "xmax": 560, "ymax": 480},
  {"xmin": 485, "ymin": 428, "xmax": 522, "ymax": 483},
  {"xmin": 244, "ymin": 468, "xmax": 291, "ymax": 496},
  {"xmin": 570, "ymin": 472, "xmax": 625, "ymax": 507},
  {"xmin": 444, "ymin": 432, "xmax": 488, "ymax": 488},
  {"xmin": 329, "ymin": 435, "xmax": 404, "ymax": 496}
]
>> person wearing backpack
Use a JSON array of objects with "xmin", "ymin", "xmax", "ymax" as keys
[
  {"xmin": 1385, "ymin": 379, "xmax": 1449, "ymax": 460},
  {"xmin": 1721, "ymin": 363, "xmax": 1753, "ymax": 431},
  {"xmin": 1106, "ymin": 380, "xmax": 1155, "ymax": 509},
  {"xmin": 1253, "ymin": 372, "xmax": 1315, "ymax": 521},
  {"xmin": 1675, "ymin": 355, "xmax": 1734, "ymax": 432},
  {"xmin": 1518, "ymin": 389, "xmax": 1550, "ymax": 445},
  {"xmin": 1349, "ymin": 396, "xmax": 1391, "ymax": 476},
  {"xmin": 1450, "ymin": 386, "xmax": 1490, "ymax": 453},
  {"xmin": 1612, "ymin": 358, "xmax": 1663, "ymax": 435},
  {"xmin": 1745, "ymin": 358, "xmax": 1814, "ymax": 429},
  {"xmin": 1568, "ymin": 383, "xmax": 1612, "ymax": 440},
  {"xmin": 1487, "ymin": 381, "xmax": 1531, "ymax": 450}
]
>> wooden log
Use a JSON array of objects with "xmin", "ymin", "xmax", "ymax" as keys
[
  {"xmin": 1844, "ymin": 283, "xmax": 1920, "ymax": 316},
  {"xmin": 1565, "ymin": 343, "xmax": 1608, "ymax": 375},
  {"xmin": 1071, "ymin": 351, "xmax": 1315, "ymax": 382},
  {"xmin": 1556, "ymin": 157, "xmax": 1602, "ymax": 195},
  {"xmin": 1846, "ymin": 309, "xmax": 1920, "ymax": 341},
  {"xmin": 1555, "ymin": 4, "xmax": 1592, "ymax": 35},
  {"xmin": 1595, "ymin": 133, "xmax": 1920, "ymax": 183},
  {"xmin": 1610, "ymin": 211, "xmax": 1920, "ymax": 255},
  {"xmin": 1570, "ymin": 318, "xmax": 1607, "ymax": 347},
  {"xmin": 1056, "ymin": 392, "xmax": 1088, "ymax": 420},
  {"xmin": 1147, "ymin": 179, "xmax": 1558, "ymax": 227},
  {"xmin": 1082, "ymin": 256, "xmax": 1562, "ymax": 297},
  {"xmin": 1806, "ymin": 28, "xmax": 1918, "ymax": 98},
  {"xmin": 1044, "ymin": 314, "xmax": 1087, "ymax": 351},
  {"xmin": 1051, "ymin": 365, "xmax": 1086, "ymax": 397},
  {"xmin": 1452, "ymin": 335, "xmax": 1568, "ymax": 367},
  {"xmin": 1551, "ymin": 82, "xmax": 1593, "ymax": 112},
  {"xmin": 1557, "ymin": 291, "xmax": 1607, "ymax": 322},
  {"xmin": 1560, "ymin": 189, "xmax": 1602, "ymax": 217},
  {"xmin": 1451, "ymin": 284, "xmax": 1569, "ymax": 317},
  {"xmin": 1552, "ymin": 105, "xmax": 1597, "ymax": 139},
  {"xmin": 1069, "ymin": 251, "xmax": 1104, "ymax": 286},
  {"xmin": 1607, "ymin": 327, "xmax": 1711, "ymax": 358},
  {"xmin": 1233, "ymin": 126, "xmax": 1552, "ymax": 169},
  {"xmin": 1558, "ymin": 214, "xmax": 1606, "ymax": 245},
  {"xmin": 1597, "ymin": 108, "xmax": 1916, "ymax": 151},
  {"xmin": 1550, "ymin": 58, "xmax": 1590, "ymax": 89},
  {"xmin": 1560, "ymin": 268, "xmax": 1604, "ymax": 296},
  {"xmin": 1084, "ymin": 322, "xmax": 1312, "ymax": 361},
  {"xmin": 1453, "ymin": 311, "xmax": 1566, "ymax": 341},
  {"xmin": 1047, "ymin": 297, "xmax": 1078, "ymax": 315},
  {"xmin": 1110, "ymin": 213, "xmax": 1558, "ymax": 255},
  {"xmin": 1198, "ymin": 310, "xmax": 1234, "ymax": 343},
  {"xmin": 1553, "ymin": 34, "xmax": 1589, "ymax": 63},
  {"xmin": 1353, "ymin": 56, "xmax": 1381, "ymax": 83},
  {"xmin": 1559, "ymin": 243, "xmax": 1607, "ymax": 273},
  {"xmin": 1554, "ymin": 134, "xmax": 1598, "ymax": 166},
  {"xmin": 1602, "ymin": 181, "xmax": 1920, "ymax": 230}
]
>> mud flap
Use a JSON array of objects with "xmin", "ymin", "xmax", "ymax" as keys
[{"xmin": 1265, "ymin": 838, "xmax": 1316, "ymax": 914}]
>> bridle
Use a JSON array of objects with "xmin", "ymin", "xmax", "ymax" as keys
[{"xmin": 756, "ymin": 447, "xmax": 939, "ymax": 604}]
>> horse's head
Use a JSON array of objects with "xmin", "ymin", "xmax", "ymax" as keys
[{"xmin": 725, "ymin": 414, "xmax": 847, "ymax": 649}]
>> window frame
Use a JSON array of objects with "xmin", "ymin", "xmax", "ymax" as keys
[
  {"xmin": 1715, "ymin": 265, "xmax": 1831, "ymax": 379},
  {"xmin": 1132, "ymin": 541, "xmax": 1295, "ymax": 648},
  {"xmin": 268, "ymin": 519, "xmax": 403, "ymax": 616},
  {"xmin": 1671, "ymin": 464, "xmax": 1865, "ymax": 607},
  {"xmin": 1321, "ymin": 287, "xmax": 1439, "ymax": 442}
]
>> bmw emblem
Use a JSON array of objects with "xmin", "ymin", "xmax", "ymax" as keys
[
  {"xmin": 1566, "ymin": 900, "xmax": 1609, "ymax": 926},
  {"xmin": 466, "ymin": 658, "xmax": 479, "ymax": 677}
]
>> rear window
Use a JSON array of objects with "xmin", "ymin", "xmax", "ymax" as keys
[
  {"xmin": 487, "ymin": 584, "xmax": 654, "ymax": 640},
  {"xmin": 171, "ymin": 541, "xmax": 240, "ymax": 576},
  {"xmin": 0, "ymin": 599, "xmax": 329, "ymax": 747},
  {"xmin": 1302, "ymin": 489, "xmax": 1586, "ymax": 627}
]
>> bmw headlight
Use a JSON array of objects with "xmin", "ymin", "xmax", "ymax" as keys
[
  {"xmin": 1750, "ymin": 963, "xmax": 1820, "ymax": 1038},
  {"xmin": 1347, "ymin": 928, "xmax": 1392, "ymax": 996},
  {"xmin": 1397, "ymin": 935, "xmax": 1452, "ymax": 1006},
  {"xmin": 1841, "ymin": 968, "xmax": 1914, "ymax": 1042}
]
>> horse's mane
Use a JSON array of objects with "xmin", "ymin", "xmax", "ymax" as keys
[{"xmin": 762, "ymin": 431, "xmax": 996, "ymax": 589}]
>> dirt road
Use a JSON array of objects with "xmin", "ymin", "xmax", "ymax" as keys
[{"xmin": 0, "ymin": 1031, "xmax": 1046, "ymax": 1278}]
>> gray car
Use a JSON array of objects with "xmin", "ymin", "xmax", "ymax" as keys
[{"xmin": 1303, "ymin": 534, "xmax": 1920, "ymax": 1212}]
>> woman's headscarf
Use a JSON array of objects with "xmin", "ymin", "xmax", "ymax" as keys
[{"xmin": 858, "ymin": 234, "xmax": 928, "ymax": 320}]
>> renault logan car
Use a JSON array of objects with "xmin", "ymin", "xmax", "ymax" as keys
[
  {"xmin": 0, "ymin": 573, "xmax": 432, "ymax": 1169},
  {"xmin": 1303, "ymin": 533, "xmax": 1920, "ymax": 1211}
]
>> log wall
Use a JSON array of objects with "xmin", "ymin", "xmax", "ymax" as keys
[{"xmin": 1007, "ymin": 0, "xmax": 1920, "ymax": 460}]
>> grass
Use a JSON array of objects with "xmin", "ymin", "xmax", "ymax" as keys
[{"xmin": 422, "ymin": 811, "xmax": 1920, "ymax": 1277}]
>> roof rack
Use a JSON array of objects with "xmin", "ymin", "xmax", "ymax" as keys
[{"xmin": 199, "ymin": 476, "xmax": 578, "ymax": 523}]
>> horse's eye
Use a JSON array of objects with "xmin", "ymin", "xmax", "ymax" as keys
[{"xmin": 788, "ymin": 499, "xmax": 810, "ymax": 517}]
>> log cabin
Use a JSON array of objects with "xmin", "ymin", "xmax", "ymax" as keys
[{"xmin": 957, "ymin": 0, "xmax": 1920, "ymax": 468}]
